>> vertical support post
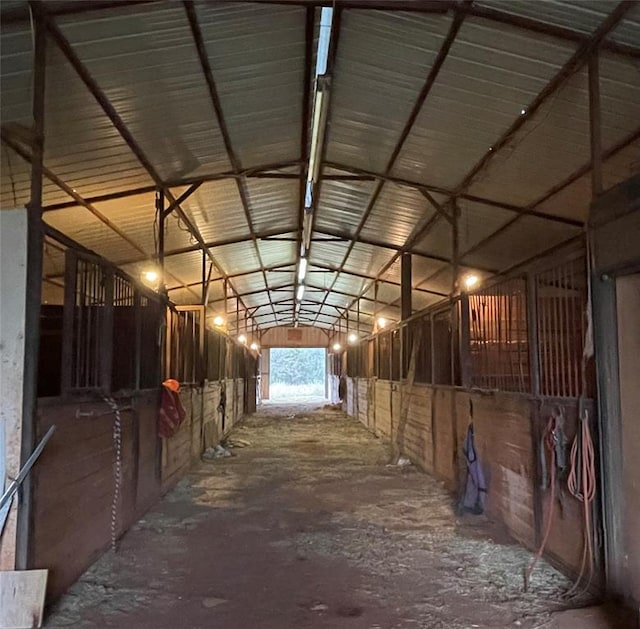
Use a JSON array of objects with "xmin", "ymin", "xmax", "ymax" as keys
[
  {"xmin": 374, "ymin": 281, "xmax": 379, "ymax": 331},
  {"xmin": 134, "ymin": 289, "xmax": 142, "ymax": 391},
  {"xmin": 451, "ymin": 201, "xmax": 460, "ymax": 385},
  {"xmin": 459, "ymin": 293, "xmax": 472, "ymax": 388},
  {"xmin": 588, "ymin": 53, "xmax": 603, "ymax": 198},
  {"xmin": 401, "ymin": 252, "xmax": 412, "ymax": 321},
  {"xmin": 527, "ymin": 272, "xmax": 541, "ymax": 397},
  {"xmin": 61, "ymin": 249, "xmax": 77, "ymax": 393},
  {"xmin": 224, "ymin": 278, "xmax": 228, "ymax": 326},
  {"xmin": 100, "ymin": 268, "xmax": 114, "ymax": 394},
  {"xmin": 157, "ymin": 189, "xmax": 165, "ymax": 272},
  {"xmin": 401, "ymin": 252, "xmax": 412, "ymax": 378},
  {"xmin": 201, "ymin": 249, "xmax": 206, "ymax": 304},
  {"xmin": 357, "ymin": 298, "xmax": 360, "ymax": 337},
  {"xmin": 16, "ymin": 17, "xmax": 47, "ymax": 570}
]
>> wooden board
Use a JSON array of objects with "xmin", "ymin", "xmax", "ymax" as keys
[{"xmin": 0, "ymin": 570, "xmax": 48, "ymax": 629}]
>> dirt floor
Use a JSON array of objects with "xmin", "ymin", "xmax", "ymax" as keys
[{"xmin": 45, "ymin": 403, "xmax": 618, "ymax": 629}]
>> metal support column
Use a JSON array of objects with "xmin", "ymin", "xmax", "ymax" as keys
[
  {"xmin": 17, "ymin": 16, "xmax": 47, "ymax": 570},
  {"xmin": 401, "ymin": 252, "xmax": 412, "ymax": 321}
]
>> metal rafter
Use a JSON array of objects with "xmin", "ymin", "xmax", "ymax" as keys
[
  {"xmin": 331, "ymin": 1, "xmax": 635, "ymax": 336},
  {"xmin": 323, "ymin": 161, "xmax": 584, "ymax": 227},
  {"xmin": 309, "ymin": 3, "xmax": 472, "ymax": 327},
  {"xmin": 33, "ymin": 2, "xmax": 255, "ymax": 322},
  {"xmin": 1, "ymin": 132, "xmax": 202, "ymax": 300},
  {"xmin": 40, "ymin": 160, "xmax": 302, "ymax": 211},
  {"xmin": 184, "ymin": 0, "xmax": 280, "ymax": 327},
  {"xmin": 453, "ymin": 1, "xmax": 635, "ymax": 197},
  {"xmin": 314, "ymin": 227, "xmax": 497, "ymax": 274}
]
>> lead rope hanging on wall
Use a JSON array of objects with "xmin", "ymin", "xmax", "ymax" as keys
[{"xmin": 104, "ymin": 395, "xmax": 123, "ymax": 553}]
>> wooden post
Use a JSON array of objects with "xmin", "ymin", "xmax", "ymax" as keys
[{"xmin": 16, "ymin": 16, "xmax": 47, "ymax": 570}]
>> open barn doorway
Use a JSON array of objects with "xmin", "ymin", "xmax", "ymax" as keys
[{"xmin": 265, "ymin": 347, "xmax": 327, "ymax": 403}]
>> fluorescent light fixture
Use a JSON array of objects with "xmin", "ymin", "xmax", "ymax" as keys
[
  {"xmin": 377, "ymin": 316, "xmax": 387, "ymax": 329},
  {"xmin": 213, "ymin": 315, "xmax": 224, "ymax": 327},
  {"xmin": 298, "ymin": 258, "xmax": 307, "ymax": 282},
  {"xmin": 464, "ymin": 275, "xmax": 479, "ymax": 290},
  {"xmin": 348, "ymin": 333, "xmax": 358, "ymax": 344},
  {"xmin": 332, "ymin": 342, "xmax": 341, "ymax": 352},
  {"xmin": 307, "ymin": 77, "xmax": 331, "ymax": 186},
  {"xmin": 250, "ymin": 342, "xmax": 259, "ymax": 351},
  {"xmin": 238, "ymin": 334, "xmax": 247, "ymax": 344},
  {"xmin": 296, "ymin": 285, "xmax": 305, "ymax": 301}
]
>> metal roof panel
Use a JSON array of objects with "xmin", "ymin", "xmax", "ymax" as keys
[
  {"xmin": 393, "ymin": 17, "xmax": 578, "ymax": 190},
  {"xmin": 57, "ymin": 2, "xmax": 232, "ymax": 180},
  {"xmin": 326, "ymin": 10, "xmax": 453, "ymax": 173},
  {"xmin": 195, "ymin": 2, "xmax": 306, "ymax": 169}
]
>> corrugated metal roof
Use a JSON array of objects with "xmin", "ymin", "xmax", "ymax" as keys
[
  {"xmin": 599, "ymin": 52, "xmax": 640, "ymax": 150},
  {"xmin": 361, "ymin": 183, "xmax": 437, "ymax": 247},
  {"xmin": 611, "ymin": 3, "xmax": 640, "ymax": 46},
  {"xmin": 57, "ymin": 2, "xmax": 231, "ymax": 180},
  {"xmin": 462, "ymin": 215, "xmax": 580, "ymax": 271},
  {"xmin": 0, "ymin": 21, "xmax": 32, "ymax": 126},
  {"xmin": 195, "ymin": 2, "xmax": 306, "ymax": 169},
  {"xmin": 411, "ymin": 256, "xmax": 447, "ymax": 286},
  {"xmin": 467, "ymin": 51, "xmax": 640, "ymax": 210},
  {"xmin": 209, "ymin": 240, "xmax": 261, "ymax": 275},
  {"xmin": 176, "ymin": 179, "xmax": 249, "ymax": 243},
  {"xmin": 476, "ymin": 1, "xmax": 617, "ymax": 36},
  {"xmin": 342, "ymin": 242, "xmax": 395, "ymax": 277},
  {"xmin": 326, "ymin": 10, "xmax": 453, "ymax": 173},
  {"xmin": 245, "ymin": 178, "xmax": 300, "ymax": 233},
  {"xmin": 163, "ymin": 250, "xmax": 206, "ymax": 286},
  {"xmin": 536, "ymin": 137, "xmax": 640, "ymax": 220},
  {"xmin": 258, "ymin": 237, "xmax": 297, "ymax": 268},
  {"xmin": 43, "ymin": 45, "xmax": 154, "ymax": 203},
  {"xmin": 330, "ymin": 273, "xmax": 367, "ymax": 297},
  {"xmin": 314, "ymin": 176, "xmax": 377, "ymax": 236},
  {"xmin": 308, "ymin": 239, "xmax": 350, "ymax": 269},
  {"xmin": 43, "ymin": 206, "xmax": 146, "ymax": 263},
  {"xmin": 393, "ymin": 17, "xmax": 578, "ymax": 191},
  {"xmin": 413, "ymin": 217, "xmax": 453, "ymax": 261},
  {"xmin": 457, "ymin": 198, "xmax": 518, "ymax": 254}
]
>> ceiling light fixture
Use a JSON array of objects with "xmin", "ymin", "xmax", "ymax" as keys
[
  {"xmin": 296, "ymin": 285, "xmax": 305, "ymax": 301},
  {"xmin": 464, "ymin": 274, "xmax": 479, "ymax": 290},
  {"xmin": 348, "ymin": 333, "xmax": 358, "ymax": 344},
  {"xmin": 250, "ymin": 342, "xmax": 259, "ymax": 351},
  {"xmin": 298, "ymin": 257, "xmax": 308, "ymax": 282},
  {"xmin": 238, "ymin": 334, "xmax": 247, "ymax": 344},
  {"xmin": 332, "ymin": 342, "xmax": 341, "ymax": 352},
  {"xmin": 213, "ymin": 315, "xmax": 224, "ymax": 327},
  {"xmin": 143, "ymin": 270, "xmax": 158, "ymax": 282},
  {"xmin": 377, "ymin": 317, "xmax": 387, "ymax": 329}
]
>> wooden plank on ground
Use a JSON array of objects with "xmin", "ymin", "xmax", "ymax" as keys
[{"xmin": 0, "ymin": 570, "xmax": 48, "ymax": 629}]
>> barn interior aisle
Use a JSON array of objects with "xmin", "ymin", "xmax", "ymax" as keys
[{"xmin": 45, "ymin": 403, "xmax": 618, "ymax": 629}]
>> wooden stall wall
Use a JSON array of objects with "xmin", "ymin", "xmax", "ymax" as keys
[
  {"xmin": 32, "ymin": 378, "xmax": 248, "ymax": 602},
  {"xmin": 345, "ymin": 377, "xmax": 594, "ymax": 579}
]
